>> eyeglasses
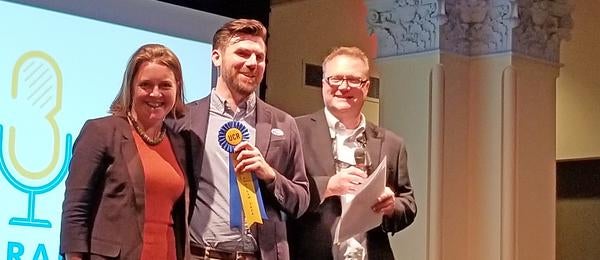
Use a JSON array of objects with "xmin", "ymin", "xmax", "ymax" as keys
[{"xmin": 324, "ymin": 76, "xmax": 368, "ymax": 88}]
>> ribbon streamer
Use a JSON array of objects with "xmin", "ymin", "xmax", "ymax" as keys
[{"xmin": 218, "ymin": 121, "xmax": 267, "ymax": 228}]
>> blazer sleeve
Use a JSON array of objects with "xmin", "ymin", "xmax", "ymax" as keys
[
  {"xmin": 60, "ymin": 119, "xmax": 112, "ymax": 254},
  {"xmin": 263, "ymin": 117, "xmax": 310, "ymax": 219},
  {"xmin": 381, "ymin": 134, "xmax": 417, "ymax": 234}
]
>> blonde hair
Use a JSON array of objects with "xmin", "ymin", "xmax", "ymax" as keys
[
  {"xmin": 109, "ymin": 44, "xmax": 185, "ymax": 118},
  {"xmin": 322, "ymin": 46, "xmax": 370, "ymax": 74}
]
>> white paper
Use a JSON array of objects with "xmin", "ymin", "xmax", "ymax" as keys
[{"xmin": 334, "ymin": 156, "xmax": 387, "ymax": 243}]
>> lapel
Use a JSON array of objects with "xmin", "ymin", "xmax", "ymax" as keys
[
  {"xmin": 364, "ymin": 122, "xmax": 383, "ymax": 175},
  {"xmin": 255, "ymin": 99, "xmax": 272, "ymax": 156},
  {"xmin": 188, "ymin": 97, "xmax": 210, "ymax": 182},
  {"xmin": 310, "ymin": 110, "xmax": 336, "ymax": 177},
  {"xmin": 167, "ymin": 129, "xmax": 186, "ymax": 178},
  {"xmin": 117, "ymin": 117, "xmax": 145, "ymax": 235},
  {"xmin": 166, "ymin": 127, "xmax": 191, "ymax": 257},
  {"xmin": 191, "ymin": 96, "xmax": 210, "ymax": 143}
]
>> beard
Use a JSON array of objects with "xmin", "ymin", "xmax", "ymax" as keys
[{"xmin": 221, "ymin": 66, "xmax": 261, "ymax": 97}]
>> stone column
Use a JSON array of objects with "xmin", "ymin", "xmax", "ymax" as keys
[{"xmin": 364, "ymin": 1, "xmax": 572, "ymax": 260}]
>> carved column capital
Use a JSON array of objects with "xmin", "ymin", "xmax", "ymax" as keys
[
  {"xmin": 365, "ymin": 0, "xmax": 446, "ymax": 57},
  {"xmin": 365, "ymin": 0, "xmax": 573, "ymax": 63},
  {"xmin": 512, "ymin": 0, "xmax": 573, "ymax": 62},
  {"xmin": 441, "ymin": 0, "xmax": 518, "ymax": 56}
]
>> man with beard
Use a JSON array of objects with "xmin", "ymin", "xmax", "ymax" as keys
[
  {"xmin": 171, "ymin": 19, "xmax": 309, "ymax": 260},
  {"xmin": 287, "ymin": 46, "xmax": 416, "ymax": 260}
]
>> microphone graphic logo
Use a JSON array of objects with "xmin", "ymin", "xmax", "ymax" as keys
[{"xmin": 0, "ymin": 51, "xmax": 72, "ymax": 228}]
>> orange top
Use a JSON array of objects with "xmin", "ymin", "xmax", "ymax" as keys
[{"xmin": 132, "ymin": 130, "xmax": 184, "ymax": 260}]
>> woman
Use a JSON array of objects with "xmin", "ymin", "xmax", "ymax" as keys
[{"xmin": 60, "ymin": 44, "xmax": 192, "ymax": 260}]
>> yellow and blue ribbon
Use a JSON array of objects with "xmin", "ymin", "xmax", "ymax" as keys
[{"xmin": 218, "ymin": 121, "xmax": 267, "ymax": 229}]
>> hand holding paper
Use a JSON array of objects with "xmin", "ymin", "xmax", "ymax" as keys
[
  {"xmin": 372, "ymin": 187, "xmax": 396, "ymax": 216},
  {"xmin": 334, "ymin": 156, "xmax": 388, "ymax": 243}
]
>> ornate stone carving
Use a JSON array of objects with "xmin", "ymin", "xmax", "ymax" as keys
[
  {"xmin": 512, "ymin": 0, "xmax": 573, "ymax": 62},
  {"xmin": 365, "ymin": 0, "xmax": 445, "ymax": 57},
  {"xmin": 365, "ymin": 0, "xmax": 572, "ymax": 62},
  {"xmin": 440, "ymin": 0, "xmax": 518, "ymax": 56}
]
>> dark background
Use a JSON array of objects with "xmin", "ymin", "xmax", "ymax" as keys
[
  {"xmin": 557, "ymin": 159, "xmax": 600, "ymax": 199},
  {"xmin": 159, "ymin": 0, "xmax": 271, "ymax": 26}
]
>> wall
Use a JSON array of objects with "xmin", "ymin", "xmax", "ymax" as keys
[
  {"xmin": 556, "ymin": 199, "xmax": 600, "ymax": 259},
  {"xmin": 556, "ymin": 0, "xmax": 600, "ymax": 160},
  {"xmin": 555, "ymin": 1, "xmax": 600, "ymax": 259}
]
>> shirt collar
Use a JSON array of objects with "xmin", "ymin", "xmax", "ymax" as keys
[
  {"xmin": 324, "ymin": 107, "xmax": 366, "ymax": 139},
  {"xmin": 210, "ymin": 88, "xmax": 256, "ymax": 116}
]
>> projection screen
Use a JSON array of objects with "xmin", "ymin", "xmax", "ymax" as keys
[{"xmin": 0, "ymin": 0, "xmax": 229, "ymax": 258}]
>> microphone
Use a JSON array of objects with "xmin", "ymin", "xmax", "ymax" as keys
[{"xmin": 354, "ymin": 147, "xmax": 368, "ymax": 171}]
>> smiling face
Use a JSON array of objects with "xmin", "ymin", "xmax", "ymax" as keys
[
  {"xmin": 212, "ymin": 34, "xmax": 266, "ymax": 97},
  {"xmin": 322, "ymin": 54, "xmax": 370, "ymax": 119},
  {"xmin": 130, "ymin": 61, "xmax": 177, "ymax": 128}
]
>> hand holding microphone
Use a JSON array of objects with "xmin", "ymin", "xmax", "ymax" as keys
[
  {"xmin": 325, "ymin": 146, "xmax": 370, "ymax": 197},
  {"xmin": 325, "ymin": 166, "xmax": 367, "ymax": 197}
]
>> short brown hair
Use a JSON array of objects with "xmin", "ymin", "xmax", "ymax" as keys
[
  {"xmin": 212, "ymin": 19, "xmax": 267, "ymax": 50},
  {"xmin": 109, "ymin": 44, "xmax": 186, "ymax": 118},
  {"xmin": 322, "ymin": 46, "xmax": 370, "ymax": 74}
]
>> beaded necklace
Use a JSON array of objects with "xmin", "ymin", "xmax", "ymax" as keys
[{"xmin": 127, "ymin": 112, "xmax": 166, "ymax": 146}]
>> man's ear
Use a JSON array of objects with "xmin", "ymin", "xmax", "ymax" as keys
[
  {"xmin": 211, "ymin": 49, "xmax": 221, "ymax": 67},
  {"xmin": 363, "ymin": 80, "xmax": 371, "ymax": 95}
]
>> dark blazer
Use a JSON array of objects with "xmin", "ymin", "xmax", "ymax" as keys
[
  {"xmin": 172, "ymin": 96, "xmax": 310, "ymax": 260},
  {"xmin": 288, "ymin": 110, "xmax": 417, "ymax": 260},
  {"xmin": 60, "ymin": 116, "xmax": 193, "ymax": 260}
]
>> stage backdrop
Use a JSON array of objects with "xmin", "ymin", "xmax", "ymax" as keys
[{"xmin": 0, "ymin": 0, "xmax": 229, "ymax": 259}]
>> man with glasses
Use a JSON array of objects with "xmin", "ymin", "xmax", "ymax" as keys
[{"xmin": 287, "ymin": 46, "xmax": 416, "ymax": 260}]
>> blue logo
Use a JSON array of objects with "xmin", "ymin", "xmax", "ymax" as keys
[{"xmin": 0, "ymin": 124, "xmax": 72, "ymax": 228}]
